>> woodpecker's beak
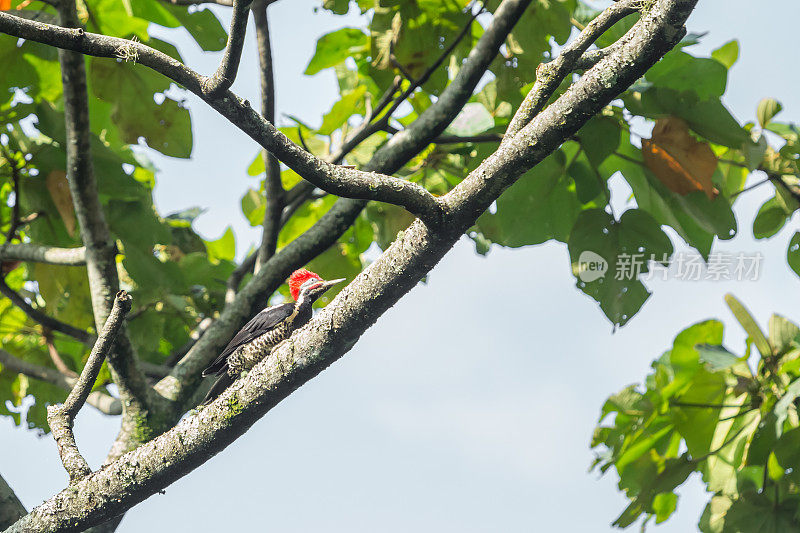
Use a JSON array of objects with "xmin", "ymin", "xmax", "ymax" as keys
[
  {"xmin": 308, "ymin": 278, "xmax": 345, "ymax": 300},
  {"xmin": 320, "ymin": 278, "xmax": 346, "ymax": 291}
]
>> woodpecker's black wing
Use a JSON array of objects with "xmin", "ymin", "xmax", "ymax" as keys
[{"xmin": 201, "ymin": 302, "xmax": 295, "ymax": 377}]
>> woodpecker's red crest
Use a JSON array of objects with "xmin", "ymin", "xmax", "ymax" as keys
[{"xmin": 288, "ymin": 269, "xmax": 322, "ymax": 301}]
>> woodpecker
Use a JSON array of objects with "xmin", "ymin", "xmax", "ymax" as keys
[{"xmin": 200, "ymin": 268, "xmax": 344, "ymax": 405}]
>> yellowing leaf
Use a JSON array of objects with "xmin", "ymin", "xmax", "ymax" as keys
[
  {"xmin": 642, "ymin": 117, "xmax": 718, "ymax": 200},
  {"xmin": 46, "ymin": 170, "xmax": 77, "ymax": 236},
  {"xmin": 0, "ymin": 0, "xmax": 12, "ymax": 10}
]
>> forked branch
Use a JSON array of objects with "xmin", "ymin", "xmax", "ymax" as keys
[{"xmin": 46, "ymin": 291, "xmax": 131, "ymax": 482}]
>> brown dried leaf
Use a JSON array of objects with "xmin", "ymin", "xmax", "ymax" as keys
[
  {"xmin": 46, "ymin": 170, "xmax": 77, "ymax": 237},
  {"xmin": 642, "ymin": 117, "xmax": 719, "ymax": 200}
]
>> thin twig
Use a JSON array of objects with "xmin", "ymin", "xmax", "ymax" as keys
[
  {"xmin": 43, "ymin": 329, "xmax": 78, "ymax": 377},
  {"xmin": 252, "ymin": 0, "xmax": 284, "ymax": 272},
  {"xmin": 731, "ymin": 177, "xmax": 771, "ymax": 197},
  {"xmin": 47, "ymin": 291, "xmax": 131, "ymax": 481}
]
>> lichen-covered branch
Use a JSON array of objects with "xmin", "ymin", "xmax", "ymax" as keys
[
  {"xmin": 203, "ymin": 0, "xmax": 252, "ymax": 96},
  {"xmin": 54, "ymin": 0, "xmax": 153, "ymax": 413},
  {"xmin": 0, "ymin": 243, "xmax": 86, "ymax": 265},
  {"xmin": 252, "ymin": 0, "xmax": 284, "ymax": 272},
  {"xmin": 0, "ymin": 349, "xmax": 121, "ymax": 415},
  {"xmin": 46, "ymin": 291, "xmax": 132, "ymax": 482}
]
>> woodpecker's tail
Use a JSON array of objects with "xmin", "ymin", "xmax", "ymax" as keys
[{"xmin": 200, "ymin": 373, "xmax": 235, "ymax": 406}]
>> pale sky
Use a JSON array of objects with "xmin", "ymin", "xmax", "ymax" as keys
[{"xmin": 4, "ymin": 1, "xmax": 800, "ymax": 531}]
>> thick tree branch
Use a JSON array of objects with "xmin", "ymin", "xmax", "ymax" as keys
[
  {"xmin": 0, "ymin": 349, "xmax": 121, "ymax": 415},
  {"xmin": 0, "ymin": 474, "xmax": 25, "ymax": 531},
  {"xmin": 204, "ymin": 0, "xmax": 252, "ymax": 97},
  {"xmin": 504, "ymin": 0, "xmax": 641, "ymax": 138},
  {"xmin": 0, "ymin": 243, "xmax": 86, "ymax": 265},
  {"xmin": 54, "ymin": 0, "xmax": 153, "ymax": 413},
  {"xmin": 252, "ymin": 0, "xmax": 283, "ymax": 272},
  {"xmin": 0, "ymin": 276, "xmax": 93, "ymax": 344},
  {"xmin": 46, "ymin": 291, "xmax": 131, "ymax": 482}
]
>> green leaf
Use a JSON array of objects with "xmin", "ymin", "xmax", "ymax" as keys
[
  {"xmin": 772, "ymin": 426, "xmax": 800, "ymax": 473},
  {"xmin": 774, "ymin": 378, "xmax": 800, "ymax": 430},
  {"xmin": 478, "ymin": 151, "xmax": 580, "ymax": 247},
  {"xmin": 507, "ymin": 0, "xmax": 573, "ymax": 59},
  {"xmin": 757, "ymin": 98, "xmax": 783, "ymax": 128},
  {"xmin": 613, "ymin": 456, "xmax": 696, "ymax": 528},
  {"xmin": 89, "ymin": 59, "xmax": 193, "ymax": 158},
  {"xmin": 724, "ymin": 293, "xmax": 772, "ymax": 358},
  {"xmin": 743, "ymin": 135, "xmax": 768, "ymax": 171},
  {"xmin": 710, "ymin": 40, "xmax": 739, "ymax": 69},
  {"xmin": 702, "ymin": 491, "xmax": 798, "ymax": 532},
  {"xmin": 305, "ymin": 28, "xmax": 368, "ymax": 75},
  {"xmin": 322, "ymin": 0, "xmax": 350, "ymax": 15},
  {"xmin": 204, "ymin": 227, "xmax": 236, "ymax": 263},
  {"xmin": 646, "ymin": 51, "xmax": 727, "ymax": 100},
  {"xmin": 789, "ymin": 232, "xmax": 800, "ymax": 278},
  {"xmin": 318, "ymin": 85, "xmax": 367, "ymax": 135},
  {"xmin": 671, "ymin": 368, "xmax": 728, "ymax": 457},
  {"xmin": 163, "ymin": 4, "xmax": 227, "ymax": 51},
  {"xmin": 444, "ymin": 103, "xmax": 494, "ymax": 137},
  {"xmin": 768, "ymin": 315, "xmax": 800, "ymax": 355},
  {"xmin": 567, "ymin": 209, "xmax": 673, "ymax": 326},
  {"xmin": 131, "ymin": 0, "xmax": 181, "ymax": 28},
  {"xmin": 577, "ymin": 116, "xmax": 620, "ymax": 167},
  {"xmin": 627, "ymin": 89, "xmax": 748, "ymax": 148},
  {"xmin": 241, "ymin": 188, "xmax": 265, "ymax": 226},
  {"xmin": 696, "ymin": 344, "xmax": 741, "ymax": 372},
  {"xmin": 567, "ymin": 153, "xmax": 604, "ymax": 204},
  {"xmin": 753, "ymin": 196, "xmax": 789, "ymax": 239}
]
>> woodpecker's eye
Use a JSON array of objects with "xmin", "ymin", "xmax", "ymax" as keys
[{"xmin": 301, "ymin": 278, "xmax": 321, "ymax": 290}]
